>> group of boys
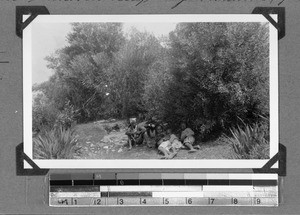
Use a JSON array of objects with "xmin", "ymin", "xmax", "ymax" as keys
[{"xmin": 125, "ymin": 117, "xmax": 200, "ymax": 159}]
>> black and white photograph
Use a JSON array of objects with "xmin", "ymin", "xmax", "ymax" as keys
[{"xmin": 23, "ymin": 15, "xmax": 278, "ymax": 168}]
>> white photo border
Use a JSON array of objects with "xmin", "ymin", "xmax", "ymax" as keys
[{"xmin": 23, "ymin": 14, "xmax": 278, "ymax": 169}]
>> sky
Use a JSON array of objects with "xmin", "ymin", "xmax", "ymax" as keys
[{"xmin": 31, "ymin": 22, "xmax": 177, "ymax": 84}]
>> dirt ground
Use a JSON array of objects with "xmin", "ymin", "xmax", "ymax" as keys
[{"xmin": 72, "ymin": 120, "xmax": 236, "ymax": 159}]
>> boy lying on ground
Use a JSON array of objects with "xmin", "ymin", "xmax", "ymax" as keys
[
  {"xmin": 157, "ymin": 128, "xmax": 184, "ymax": 159},
  {"xmin": 180, "ymin": 122, "xmax": 201, "ymax": 153}
]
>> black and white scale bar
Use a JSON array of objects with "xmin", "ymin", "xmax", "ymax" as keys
[
  {"xmin": 49, "ymin": 173, "xmax": 278, "ymax": 185},
  {"xmin": 140, "ymin": 179, "xmax": 163, "ymax": 185},
  {"xmin": 50, "ymin": 180, "xmax": 73, "ymax": 186},
  {"xmin": 50, "ymin": 185, "xmax": 277, "ymax": 197},
  {"xmin": 101, "ymin": 192, "xmax": 152, "ymax": 197},
  {"xmin": 50, "ymin": 186, "xmax": 100, "ymax": 192},
  {"xmin": 94, "ymin": 180, "xmax": 118, "ymax": 185},
  {"xmin": 73, "ymin": 180, "xmax": 94, "ymax": 186},
  {"xmin": 117, "ymin": 180, "xmax": 140, "ymax": 185},
  {"xmin": 50, "ymin": 179, "xmax": 277, "ymax": 186}
]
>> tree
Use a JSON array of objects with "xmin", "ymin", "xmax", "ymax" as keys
[
  {"xmin": 164, "ymin": 22, "xmax": 269, "ymax": 136},
  {"xmin": 142, "ymin": 39, "xmax": 171, "ymax": 119},
  {"xmin": 43, "ymin": 23, "xmax": 125, "ymax": 122},
  {"xmin": 107, "ymin": 28, "xmax": 164, "ymax": 118},
  {"xmin": 40, "ymin": 24, "xmax": 165, "ymax": 122}
]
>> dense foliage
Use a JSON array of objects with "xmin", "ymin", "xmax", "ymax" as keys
[
  {"xmin": 33, "ymin": 22, "xmax": 270, "ymax": 149},
  {"xmin": 163, "ymin": 23, "xmax": 269, "ymax": 136}
]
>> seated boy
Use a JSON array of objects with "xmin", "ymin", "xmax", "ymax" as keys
[
  {"xmin": 125, "ymin": 118, "xmax": 146, "ymax": 150},
  {"xmin": 143, "ymin": 116, "xmax": 159, "ymax": 148},
  {"xmin": 180, "ymin": 122, "xmax": 200, "ymax": 153}
]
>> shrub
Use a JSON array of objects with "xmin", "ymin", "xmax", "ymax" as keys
[
  {"xmin": 54, "ymin": 101, "xmax": 78, "ymax": 130},
  {"xmin": 33, "ymin": 126, "xmax": 80, "ymax": 159},
  {"xmin": 32, "ymin": 104, "xmax": 58, "ymax": 132},
  {"xmin": 224, "ymin": 122, "xmax": 269, "ymax": 159},
  {"xmin": 32, "ymin": 91, "xmax": 58, "ymax": 132}
]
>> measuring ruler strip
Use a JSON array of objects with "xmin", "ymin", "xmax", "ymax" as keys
[
  {"xmin": 50, "ymin": 185, "xmax": 277, "ymax": 192},
  {"xmin": 50, "ymin": 179, "xmax": 278, "ymax": 186},
  {"xmin": 50, "ymin": 173, "xmax": 278, "ymax": 186},
  {"xmin": 50, "ymin": 185, "xmax": 277, "ymax": 197},
  {"xmin": 50, "ymin": 185, "xmax": 278, "ymax": 206},
  {"xmin": 49, "ymin": 173, "xmax": 278, "ymax": 206},
  {"xmin": 50, "ymin": 197, "xmax": 278, "ymax": 206},
  {"xmin": 50, "ymin": 191, "xmax": 276, "ymax": 198}
]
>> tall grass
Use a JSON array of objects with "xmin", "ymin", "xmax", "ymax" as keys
[
  {"xmin": 33, "ymin": 126, "xmax": 79, "ymax": 159},
  {"xmin": 224, "ymin": 122, "xmax": 269, "ymax": 159}
]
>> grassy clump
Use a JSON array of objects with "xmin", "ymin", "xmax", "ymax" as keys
[
  {"xmin": 223, "ymin": 122, "xmax": 269, "ymax": 159},
  {"xmin": 33, "ymin": 126, "xmax": 80, "ymax": 159}
]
